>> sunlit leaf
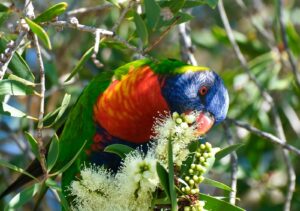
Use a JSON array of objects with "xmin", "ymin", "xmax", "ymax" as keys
[
  {"xmin": 106, "ymin": 0, "xmax": 120, "ymax": 8},
  {"xmin": 0, "ymin": 4, "xmax": 9, "ymax": 12},
  {"xmin": 34, "ymin": 2, "xmax": 68, "ymax": 23},
  {"xmin": 0, "ymin": 38, "xmax": 35, "ymax": 82},
  {"xmin": 202, "ymin": 178, "xmax": 233, "ymax": 192},
  {"xmin": 4, "ymin": 184, "xmax": 40, "ymax": 211},
  {"xmin": 104, "ymin": 144, "xmax": 134, "ymax": 159},
  {"xmin": 0, "ymin": 79, "xmax": 36, "ymax": 96},
  {"xmin": 200, "ymin": 193, "xmax": 245, "ymax": 211},
  {"xmin": 65, "ymin": 47, "xmax": 94, "ymax": 82},
  {"xmin": 44, "ymin": 93, "xmax": 71, "ymax": 127},
  {"xmin": 0, "ymin": 102, "xmax": 36, "ymax": 120},
  {"xmin": 25, "ymin": 17, "xmax": 52, "ymax": 49}
]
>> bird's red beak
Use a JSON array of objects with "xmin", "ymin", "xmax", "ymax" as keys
[{"xmin": 195, "ymin": 111, "xmax": 215, "ymax": 136}]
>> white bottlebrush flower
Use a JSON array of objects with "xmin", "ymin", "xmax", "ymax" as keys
[
  {"xmin": 69, "ymin": 165, "xmax": 122, "ymax": 211},
  {"xmin": 153, "ymin": 112, "xmax": 199, "ymax": 167},
  {"xmin": 114, "ymin": 148, "xmax": 159, "ymax": 211}
]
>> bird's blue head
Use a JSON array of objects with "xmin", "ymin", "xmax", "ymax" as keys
[{"xmin": 161, "ymin": 69, "xmax": 229, "ymax": 134}]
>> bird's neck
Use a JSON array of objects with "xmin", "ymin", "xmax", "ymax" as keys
[{"xmin": 93, "ymin": 66, "xmax": 169, "ymax": 143}]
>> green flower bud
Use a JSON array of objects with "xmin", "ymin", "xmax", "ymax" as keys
[
  {"xmin": 191, "ymin": 164, "xmax": 196, "ymax": 169},
  {"xmin": 193, "ymin": 175, "xmax": 199, "ymax": 181},
  {"xmin": 189, "ymin": 179, "xmax": 195, "ymax": 186},
  {"xmin": 196, "ymin": 152, "xmax": 201, "ymax": 158},
  {"xmin": 172, "ymin": 112, "xmax": 179, "ymax": 119},
  {"xmin": 200, "ymin": 144, "xmax": 206, "ymax": 150},
  {"xmin": 184, "ymin": 206, "xmax": 191, "ymax": 211},
  {"xmin": 176, "ymin": 118, "xmax": 183, "ymax": 124},
  {"xmin": 185, "ymin": 176, "xmax": 190, "ymax": 181},
  {"xmin": 189, "ymin": 169, "xmax": 194, "ymax": 174}
]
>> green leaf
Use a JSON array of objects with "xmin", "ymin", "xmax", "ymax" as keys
[
  {"xmin": 167, "ymin": 138, "xmax": 177, "ymax": 211},
  {"xmin": 156, "ymin": 162, "xmax": 170, "ymax": 199},
  {"xmin": 169, "ymin": 0, "xmax": 186, "ymax": 13},
  {"xmin": 47, "ymin": 134, "xmax": 59, "ymax": 171},
  {"xmin": 133, "ymin": 12, "xmax": 149, "ymax": 45},
  {"xmin": 44, "ymin": 93, "xmax": 71, "ymax": 127},
  {"xmin": 183, "ymin": 0, "xmax": 219, "ymax": 9},
  {"xmin": 0, "ymin": 159, "xmax": 38, "ymax": 181},
  {"xmin": 0, "ymin": 79, "xmax": 36, "ymax": 96},
  {"xmin": 24, "ymin": 132, "xmax": 40, "ymax": 160},
  {"xmin": 65, "ymin": 47, "xmax": 94, "ymax": 82},
  {"xmin": 0, "ymin": 38, "xmax": 35, "ymax": 82},
  {"xmin": 200, "ymin": 193, "xmax": 245, "ymax": 211},
  {"xmin": 0, "ymin": 4, "xmax": 9, "ymax": 12},
  {"xmin": 46, "ymin": 179, "xmax": 70, "ymax": 211},
  {"xmin": 4, "ymin": 184, "xmax": 40, "ymax": 211},
  {"xmin": 34, "ymin": 2, "xmax": 68, "ymax": 23},
  {"xmin": 202, "ymin": 178, "xmax": 233, "ymax": 192},
  {"xmin": 104, "ymin": 144, "xmax": 134, "ymax": 159},
  {"xmin": 144, "ymin": 0, "xmax": 161, "ymax": 31},
  {"xmin": 215, "ymin": 143, "xmax": 244, "ymax": 161},
  {"xmin": 0, "ymin": 102, "xmax": 36, "ymax": 120},
  {"xmin": 25, "ymin": 17, "xmax": 52, "ymax": 49},
  {"xmin": 50, "ymin": 140, "xmax": 87, "ymax": 176}
]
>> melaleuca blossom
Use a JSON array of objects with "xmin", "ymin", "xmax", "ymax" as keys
[{"xmin": 153, "ymin": 111, "xmax": 199, "ymax": 167}]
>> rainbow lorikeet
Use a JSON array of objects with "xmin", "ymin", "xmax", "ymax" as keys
[{"xmin": 1, "ymin": 59, "xmax": 229, "ymax": 197}]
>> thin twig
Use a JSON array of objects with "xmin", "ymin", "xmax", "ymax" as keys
[
  {"xmin": 227, "ymin": 118, "xmax": 300, "ymax": 156},
  {"xmin": 66, "ymin": 3, "xmax": 113, "ymax": 16},
  {"xmin": 223, "ymin": 122, "xmax": 238, "ymax": 205},
  {"xmin": 218, "ymin": 1, "xmax": 296, "ymax": 209},
  {"xmin": 50, "ymin": 20, "xmax": 114, "ymax": 35},
  {"xmin": 144, "ymin": 17, "xmax": 180, "ymax": 54},
  {"xmin": 178, "ymin": 22, "xmax": 198, "ymax": 66},
  {"xmin": 0, "ymin": 31, "xmax": 27, "ymax": 79},
  {"xmin": 277, "ymin": 0, "xmax": 300, "ymax": 89},
  {"xmin": 111, "ymin": 1, "xmax": 135, "ymax": 32},
  {"xmin": 25, "ymin": 0, "xmax": 48, "ymax": 176}
]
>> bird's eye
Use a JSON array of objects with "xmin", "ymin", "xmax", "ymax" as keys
[{"xmin": 199, "ymin": 86, "xmax": 208, "ymax": 96}]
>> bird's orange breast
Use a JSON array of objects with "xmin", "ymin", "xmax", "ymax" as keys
[{"xmin": 93, "ymin": 65, "xmax": 169, "ymax": 143}]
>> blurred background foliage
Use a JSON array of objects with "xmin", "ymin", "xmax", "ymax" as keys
[{"xmin": 0, "ymin": 0, "xmax": 300, "ymax": 210}]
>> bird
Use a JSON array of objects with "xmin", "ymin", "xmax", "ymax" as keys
[{"xmin": 0, "ymin": 58, "xmax": 229, "ymax": 198}]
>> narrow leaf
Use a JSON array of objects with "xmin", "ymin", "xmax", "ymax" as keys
[
  {"xmin": 106, "ymin": 0, "xmax": 120, "ymax": 8},
  {"xmin": 183, "ymin": 0, "xmax": 219, "ymax": 9},
  {"xmin": 34, "ymin": 2, "xmax": 68, "ymax": 23},
  {"xmin": 0, "ymin": 79, "xmax": 36, "ymax": 96},
  {"xmin": 200, "ymin": 193, "xmax": 245, "ymax": 211},
  {"xmin": 156, "ymin": 162, "xmax": 170, "ymax": 199},
  {"xmin": 65, "ymin": 47, "xmax": 94, "ymax": 82},
  {"xmin": 50, "ymin": 140, "xmax": 87, "ymax": 176},
  {"xmin": 44, "ymin": 93, "xmax": 71, "ymax": 127},
  {"xmin": 0, "ymin": 4, "xmax": 9, "ymax": 12},
  {"xmin": 4, "ymin": 184, "xmax": 40, "ymax": 211},
  {"xmin": 104, "ymin": 144, "xmax": 134, "ymax": 159},
  {"xmin": 144, "ymin": 0, "xmax": 161, "ymax": 31},
  {"xmin": 215, "ymin": 143, "xmax": 244, "ymax": 161},
  {"xmin": 0, "ymin": 102, "xmax": 36, "ymax": 120},
  {"xmin": 167, "ymin": 138, "xmax": 177, "ymax": 211},
  {"xmin": 169, "ymin": 0, "xmax": 186, "ymax": 13},
  {"xmin": 133, "ymin": 12, "xmax": 149, "ymax": 45},
  {"xmin": 202, "ymin": 178, "xmax": 233, "ymax": 192},
  {"xmin": 46, "ymin": 179, "xmax": 70, "ymax": 211},
  {"xmin": 0, "ymin": 38, "xmax": 35, "ymax": 82},
  {"xmin": 25, "ymin": 17, "xmax": 52, "ymax": 49},
  {"xmin": 47, "ymin": 134, "xmax": 59, "ymax": 171},
  {"xmin": 24, "ymin": 132, "xmax": 40, "ymax": 160},
  {"xmin": 0, "ymin": 159, "xmax": 38, "ymax": 181}
]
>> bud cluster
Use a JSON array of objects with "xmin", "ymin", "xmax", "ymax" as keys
[{"xmin": 180, "ymin": 142, "xmax": 213, "ymax": 211}]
